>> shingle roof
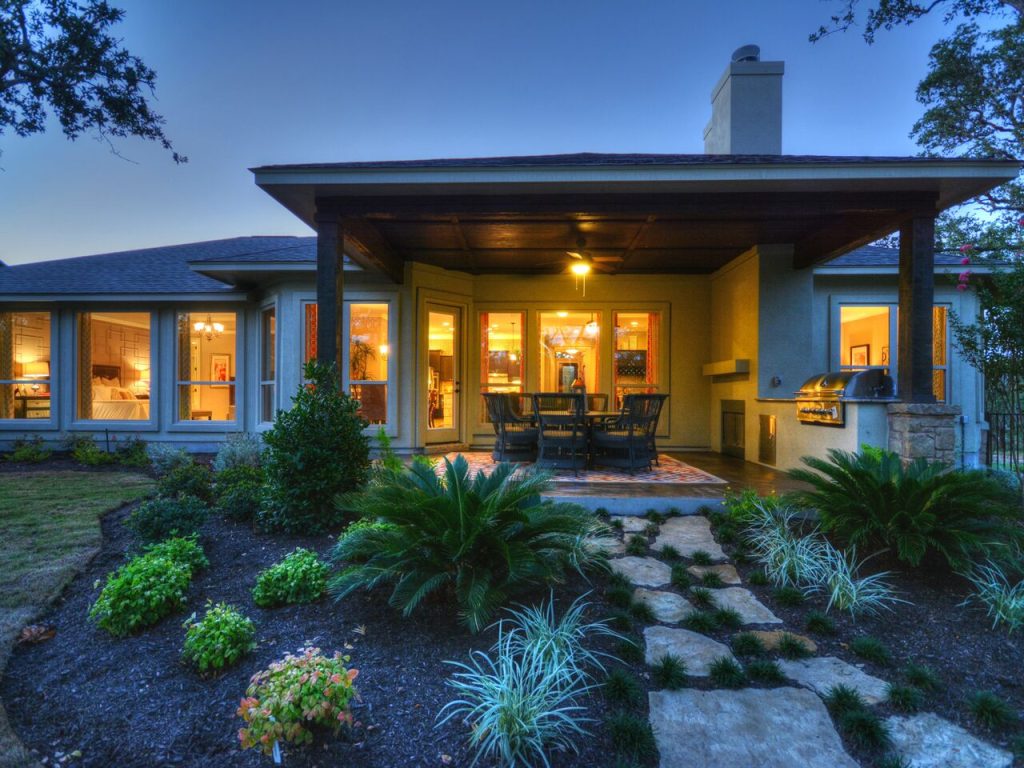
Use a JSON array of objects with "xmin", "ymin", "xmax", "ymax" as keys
[
  {"xmin": 253, "ymin": 152, "xmax": 1011, "ymax": 172},
  {"xmin": 0, "ymin": 237, "xmax": 314, "ymax": 295},
  {"xmin": 825, "ymin": 245, "xmax": 967, "ymax": 267}
]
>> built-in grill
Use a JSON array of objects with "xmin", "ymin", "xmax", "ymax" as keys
[{"xmin": 795, "ymin": 369, "xmax": 895, "ymax": 426}]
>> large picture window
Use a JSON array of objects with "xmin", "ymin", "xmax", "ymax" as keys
[
  {"xmin": 838, "ymin": 304, "xmax": 949, "ymax": 402},
  {"xmin": 0, "ymin": 311, "xmax": 52, "ymax": 420},
  {"xmin": 539, "ymin": 310, "xmax": 601, "ymax": 393},
  {"xmin": 177, "ymin": 311, "xmax": 237, "ymax": 422},
  {"xmin": 260, "ymin": 307, "xmax": 276, "ymax": 423},
  {"xmin": 613, "ymin": 312, "xmax": 661, "ymax": 409},
  {"xmin": 77, "ymin": 312, "xmax": 151, "ymax": 421},
  {"xmin": 480, "ymin": 311, "xmax": 524, "ymax": 421}
]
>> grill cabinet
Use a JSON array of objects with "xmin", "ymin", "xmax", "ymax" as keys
[{"xmin": 795, "ymin": 369, "xmax": 895, "ymax": 426}]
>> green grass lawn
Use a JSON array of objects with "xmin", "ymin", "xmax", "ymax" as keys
[{"xmin": 0, "ymin": 470, "xmax": 154, "ymax": 768}]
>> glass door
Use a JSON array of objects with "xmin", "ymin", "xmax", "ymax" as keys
[{"xmin": 426, "ymin": 303, "xmax": 461, "ymax": 443}]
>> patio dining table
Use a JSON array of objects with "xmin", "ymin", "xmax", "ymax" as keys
[{"xmin": 535, "ymin": 409, "xmax": 623, "ymax": 471}]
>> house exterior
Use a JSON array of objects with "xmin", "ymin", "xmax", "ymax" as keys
[{"xmin": 0, "ymin": 48, "xmax": 1018, "ymax": 469}]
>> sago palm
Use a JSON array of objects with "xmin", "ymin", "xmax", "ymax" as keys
[{"xmin": 330, "ymin": 455, "xmax": 609, "ymax": 632}]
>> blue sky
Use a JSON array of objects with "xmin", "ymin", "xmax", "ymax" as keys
[{"xmin": 1, "ymin": 0, "xmax": 955, "ymax": 265}]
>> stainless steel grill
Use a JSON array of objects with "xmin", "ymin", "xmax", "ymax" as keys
[{"xmin": 795, "ymin": 369, "xmax": 895, "ymax": 426}]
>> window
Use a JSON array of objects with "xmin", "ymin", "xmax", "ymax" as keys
[
  {"xmin": 176, "ymin": 311, "xmax": 237, "ymax": 422},
  {"xmin": 480, "ymin": 311, "xmax": 524, "ymax": 421},
  {"xmin": 260, "ymin": 307, "xmax": 276, "ymax": 422},
  {"xmin": 76, "ymin": 312, "xmax": 151, "ymax": 421},
  {"xmin": 0, "ymin": 311, "xmax": 52, "ymax": 420},
  {"xmin": 613, "ymin": 312, "xmax": 661, "ymax": 408},
  {"xmin": 303, "ymin": 301, "xmax": 317, "ymax": 367},
  {"xmin": 838, "ymin": 304, "xmax": 949, "ymax": 403},
  {"xmin": 539, "ymin": 310, "xmax": 601, "ymax": 393},
  {"xmin": 350, "ymin": 303, "xmax": 389, "ymax": 425}
]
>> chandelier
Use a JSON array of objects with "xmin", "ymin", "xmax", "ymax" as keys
[{"xmin": 193, "ymin": 314, "xmax": 224, "ymax": 341}]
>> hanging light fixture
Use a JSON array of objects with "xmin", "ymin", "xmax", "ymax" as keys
[
  {"xmin": 508, "ymin": 320, "xmax": 519, "ymax": 362},
  {"xmin": 583, "ymin": 312, "xmax": 599, "ymax": 339},
  {"xmin": 570, "ymin": 260, "xmax": 591, "ymax": 296},
  {"xmin": 193, "ymin": 314, "xmax": 224, "ymax": 341}
]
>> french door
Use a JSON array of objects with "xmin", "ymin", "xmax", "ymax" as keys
[{"xmin": 425, "ymin": 303, "xmax": 462, "ymax": 444}]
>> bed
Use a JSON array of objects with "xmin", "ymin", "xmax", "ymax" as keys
[{"xmin": 91, "ymin": 365, "xmax": 149, "ymax": 420}]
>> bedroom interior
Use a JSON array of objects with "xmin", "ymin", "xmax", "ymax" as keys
[
  {"xmin": 0, "ymin": 311, "xmax": 52, "ymax": 419},
  {"xmin": 77, "ymin": 312, "xmax": 151, "ymax": 421}
]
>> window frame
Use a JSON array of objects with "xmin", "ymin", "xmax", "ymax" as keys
[
  {"xmin": 172, "ymin": 309, "xmax": 241, "ymax": 428},
  {"xmin": 478, "ymin": 309, "xmax": 526, "ymax": 426},
  {"xmin": 0, "ymin": 309, "xmax": 58, "ymax": 428},
  {"xmin": 259, "ymin": 302, "xmax": 277, "ymax": 424}
]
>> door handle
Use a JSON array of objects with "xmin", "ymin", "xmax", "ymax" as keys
[{"xmin": 454, "ymin": 381, "xmax": 461, "ymax": 395}]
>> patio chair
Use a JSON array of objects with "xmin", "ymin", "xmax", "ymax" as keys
[
  {"xmin": 483, "ymin": 392, "xmax": 538, "ymax": 462},
  {"xmin": 586, "ymin": 392, "xmax": 609, "ymax": 412},
  {"xmin": 590, "ymin": 393, "xmax": 668, "ymax": 474},
  {"xmin": 532, "ymin": 392, "xmax": 588, "ymax": 475}
]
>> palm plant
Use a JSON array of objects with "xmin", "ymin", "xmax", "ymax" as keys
[
  {"xmin": 330, "ymin": 455, "xmax": 609, "ymax": 632},
  {"xmin": 789, "ymin": 448, "xmax": 1022, "ymax": 569}
]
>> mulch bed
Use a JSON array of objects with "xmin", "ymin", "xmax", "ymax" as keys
[{"xmin": 1, "ymin": 505, "xmax": 652, "ymax": 768}]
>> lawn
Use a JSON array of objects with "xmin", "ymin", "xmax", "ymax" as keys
[{"xmin": 0, "ymin": 470, "xmax": 154, "ymax": 768}]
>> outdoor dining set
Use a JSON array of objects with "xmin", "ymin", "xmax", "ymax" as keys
[{"xmin": 482, "ymin": 391, "xmax": 669, "ymax": 475}]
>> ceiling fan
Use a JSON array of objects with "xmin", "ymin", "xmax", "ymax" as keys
[{"xmin": 565, "ymin": 235, "xmax": 622, "ymax": 274}]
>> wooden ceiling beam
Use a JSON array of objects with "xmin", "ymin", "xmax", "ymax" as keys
[
  {"xmin": 615, "ymin": 215, "xmax": 656, "ymax": 273},
  {"xmin": 340, "ymin": 218, "xmax": 405, "ymax": 284},
  {"xmin": 450, "ymin": 216, "xmax": 479, "ymax": 273}
]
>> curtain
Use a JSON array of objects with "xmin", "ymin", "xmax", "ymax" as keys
[
  {"xmin": 0, "ymin": 313, "xmax": 12, "ymax": 419},
  {"xmin": 77, "ymin": 313, "xmax": 92, "ymax": 419},
  {"xmin": 177, "ymin": 313, "xmax": 192, "ymax": 421},
  {"xmin": 646, "ymin": 313, "xmax": 660, "ymax": 390}
]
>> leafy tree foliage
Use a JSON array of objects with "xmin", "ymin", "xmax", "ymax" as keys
[{"xmin": 0, "ymin": 0, "xmax": 183, "ymax": 160}]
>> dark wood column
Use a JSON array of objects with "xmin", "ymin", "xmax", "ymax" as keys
[
  {"xmin": 315, "ymin": 210, "xmax": 344, "ymax": 384},
  {"xmin": 897, "ymin": 216, "xmax": 937, "ymax": 403}
]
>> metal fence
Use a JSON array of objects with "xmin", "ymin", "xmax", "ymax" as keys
[{"xmin": 985, "ymin": 412, "xmax": 1024, "ymax": 471}]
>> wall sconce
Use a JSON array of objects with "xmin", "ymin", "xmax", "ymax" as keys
[{"xmin": 378, "ymin": 344, "xmax": 390, "ymax": 358}]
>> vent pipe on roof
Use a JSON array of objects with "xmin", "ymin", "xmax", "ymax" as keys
[{"xmin": 703, "ymin": 44, "xmax": 784, "ymax": 155}]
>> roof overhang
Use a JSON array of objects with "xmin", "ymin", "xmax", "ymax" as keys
[{"xmin": 252, "ymin": 155, "xmax": 1020, "ymax": 275}]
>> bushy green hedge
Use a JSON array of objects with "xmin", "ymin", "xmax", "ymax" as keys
[
  {"xmin": 213, "ymin": 465, "xmax": 264, "ymax": 522},
  {"xmin": 258, "ymin": 361, "xmax": 370, "ymax": 533},
  {"xmin": 126, "ymin": 495, "xmax": 209, "ymax": 543},
  {"xmin": 182, "ymin": 602, "xmax": 257, "ymax": 672},
  {"xmin": 6, "ymin": 436, "xmax": 51, "ymax": 463},
  {"xmin": 253, "ymin": 548, "xmax": 328, "ymax": 607},
  {"xmin": 89, "ymin": 537, "xmax": 207, "ymax": 636},
  {"xmin": 158, "ymin": 460, "xmax": 213, "ymax": 502}
]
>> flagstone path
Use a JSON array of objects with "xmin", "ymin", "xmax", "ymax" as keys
[{"xmin": 604, "ymin": 511, "xmax": 1015, "ymax": 768}]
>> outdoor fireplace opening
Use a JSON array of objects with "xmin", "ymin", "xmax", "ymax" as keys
[{"xmin": 721, "ymin": 400, "xmax": 745, "ymax": 459}]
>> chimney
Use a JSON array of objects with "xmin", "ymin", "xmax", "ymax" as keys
[{"xmin": 703, "ymin": 45, "xmax": 784, "ymax": 155}]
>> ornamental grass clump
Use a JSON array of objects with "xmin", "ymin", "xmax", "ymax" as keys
[
  {"xmin": 331, "ymin": 456, "xmax": 609, "ymax": 632},
  {"xmin": 237, "ymin": 647, "xmax": 358, "ymax": 757},
  {"xmin": 253, "ymin": 548, "xmax": 328, "ymax": 607},
  {"xmin": 89, "ymin": 536, "xmax": 207, "ymax": 636},
  {"xmin": 811, "ymin": 544, "xmax": 905, "ymax": 617},
  {"xmin": 182, "ymin": 602, "xmax": 256, "ymax": 673},
  {"xmin": 789, "ymin": 448, "xmax": 1023, "ymax": 570},
  {"xmin": 962, "ymin": 560, "xmax": 1024, "ymax": 632}
]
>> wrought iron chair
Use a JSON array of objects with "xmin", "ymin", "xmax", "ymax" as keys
[
  {"xmin": 586, "ymin": 392, "xmax": 609, "ymax": 412},
  {"xmin": 590, "ymin": 393, "xmax": 669, "ymax": 474},
  {"xmin": 482, "ymin": 392, "xmax": 538, "ymax": 462},
  {"xmin": 532, "ymin": 392, "xmax": 588, "ymax": 475}
]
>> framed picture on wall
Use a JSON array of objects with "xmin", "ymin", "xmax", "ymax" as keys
[
  {"xmin": 558, "ymin": 362, "xmax": 578, "ymax": 392},
  {"xmin": 881, "ymin": 345, "xmax": 890, "ymax": 366},
  {"xmin": 211, "ymin": 353, "xmax": 231, "ymax": 387},
  {"xmin": 850, "ymin": 344, "xmax": 870, "ymax": 367}
]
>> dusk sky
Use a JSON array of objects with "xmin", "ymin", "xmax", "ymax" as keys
[{"xmin": 1, "ymin": 0, "xmax": 957, "ymax": 265}]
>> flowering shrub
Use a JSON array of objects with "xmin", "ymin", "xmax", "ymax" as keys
[
  {"xmin": 89, "ymin": 536, "xmax": 207, "ymax": 636},
  {"xmin": 237, "ymin": 648, "xmax": 358, "ymax": 756},
  {"xmin": 126, "ymin": 495, "xmax": 209, "ymax": 543},
  {"xmin": 252, "ymin": 548, "xmax": 328, "ymax": 607},
  {"xmin": 182, "ymin": 602, "xmax": 257, "ymax": 673}
]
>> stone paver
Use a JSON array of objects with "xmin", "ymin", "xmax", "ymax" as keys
[
  {"xmin": 644, "ymin": 626, "xmax": 734, "ymax": 676},
  {"xmin": 655, "ymin": 516, "xmax": 727, "ymax": 560},
  {"xmin": 619, "ymin": 515, "xmax": 650, "ymax": 533},
  {"xmin": 649, "ymin": 687, "xmax": 858, "ymax": 768},
  {"xmin": 885, "ymin": 712, "xmax": 1013, "ymax": 768},
  {"xmin": 687, "ymin": 563, "xmax": 742, "ymax": 584},
  {"xmin": 706, "ymin": 587, "xmax": 781, "ymax": 624},
  {"xmin": 749, "ymin": 630, "xmax": 817, "ymax": 654},
  {"xmin": 633, "ymin": 588, "xmax": 695, "ymax": 623},
  {"xmin": 610, "ymin": 556, "xmax": 671, "ymax": 588},
  {"xmin": 778, "ymin": 657, "xmax": 889, "ymax": 704},
  {"xmin": 589, "ymin": 537, "xmax": 626, "ymax": 556}
]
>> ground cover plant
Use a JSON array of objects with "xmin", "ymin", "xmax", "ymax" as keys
[
  {"xmin": 260, "ymin": 361, "xmax": 370, "ymax": 533},
  {"xmin": 252, "ymin": 547, "xmax": 327, "ymax": 607},
  {"xmin": 157, "ymin": 459, "xmax": 214, "ymax": 502},
  {"xmin": 331, "ymin": 455, "xmax": 608, "ymax": 632},
  {"xmin": 182, "ymin": 602, "xmax": 256, "ymax": 673},
  {"xmin": 5, "ymin": 435, "xmax": 51, "ymax": 463}
]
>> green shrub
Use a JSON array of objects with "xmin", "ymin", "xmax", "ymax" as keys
[
  {"xmin": 691, "ymin": 550, "xmax": 713, "ymax": 566},
  {"xmin": 650, "ymin": 654, "xmax": 687, "ymax": 689},
  {"xmin": 689, "ymin": 587, "xmax": 715, "ymax": 609},
  {"xmin": 237, "ymin": 648, "xmax": 358, "ymax": 756},
  {"xmin": 789, "ymin": 448, "xmax": 1023, "ymax": 569},
  {"xmin": 89, "ymin": 537, "xmax": 206, "ymax": 636},
  {"xmin": 709, "ymin": 656, "xmax": 746, "ymax": 688},
  {"xmin": 625, "ymin": 534, "xmax": 647, "ymax": 556},
  {"xmin": 850, "ymin": 636, "xmax": 891, "ymax": 666},
  {"xmin": 904, "ymin": 663, "xmax": 941, "ymax": 692},
  {"xmin": 731, "ymin": 632, "xmax": 767, "ymax": 657},
  {"xmin": 748, "ymin": 569, "xmax": 769, "ymax": 586},
  {"xmin": 839, "ymin": 709, "xmax": 891, "ymax": 751},
  {"xmin": 7, "ymin": 435, "xmax": 51, "ymax": 463},
  {"xmin": 64, "ymin": 433, "xmax": 115, "ymax": 465},
  {"xmin": 146, "ymin": 443, "xmax": 192, "ymax": 476},
  {"xmin": 114, "ymin": 435, "xmax": 150, "ymax": 468},
  {"xmin": 670, "ymin": 563, "xmax": 691, "ymax": 590},
  {"xmin": 330, "ymin": 456, "xmax": 608, "ymax": 632},
  {"xmin": 962, "ymin": 560, "xmax": 1024, "ymax": 632},
  {"xmin": 772, "ymin": 585, "xmax": 805, "ymax": 607},
  {"xmin": 967, "ymin": 690, "xmax": 1017, "ymax": 729},
  {"xmin": 158, "ymin": 460, "xmax": 213, "ymax": 502},
  {"xmin": 805, "ymin": 611, "xmax": 836, "ymax": 635},
  {"xmin": 659, "ymin": 544, "xmax": 681, "ymax": 561},
  {"xmin": 605, "ymin": 584, "xmax": 633, "ymax": 609},
  {"xmin": 745, "ymin": 659, "xmax": 784, "ymax": 683},
  {"xmin": 824, "ymin": 684, "xmax": 867, "ymax": 718},
  {"xmin": 713, "ymin": 607, "xmax": 743, "ymax": 629},
  {"xmin": 253, "ymin": 548, "xmax": 328, "ymax": 607},
  {"xmin": 777, "ymin": 633, "xmax": 813, "ymax": 660},
  {"xmin": 126, "ymin": 495, "xmax": 208, "ymax": 543},
  {"xmin": 607, "ymin": 711, "xmax": 657, "ymax": 761},
  {"xmin": 682, "ymin": 610, "xmax": 719, "ymax": 633},
  {"xmin": 213, "ymin": 465, "xmax": 264, "ymax": 522},
  {"xmin": 182, "ymin": 602, "xmax": 256, "ymax": 673},
  {"xmin": 603, "ymin": 667, "xmax": 643, "ymax": 706},
  {"xmin": 886, "ymin": 683, "xmax": 922, "ymax": 712},
  {"xmin": 212, "ymin": 432, "xmax": 263, "ymax": 473},
  {"xmin": 615, "ymin": 637, "xmax": 645, "ymax": 664},
  {"xmin": 259, "ymin": 361, "xmax": 370, "ymax": 533}
]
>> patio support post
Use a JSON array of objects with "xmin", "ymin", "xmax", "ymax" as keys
[
  {"xmin": 897, "ymin": 215, "xmax": 937, "ymax": 403},
  {"xmin": 315, "ymin": 209, "xmax": 345, "ymax": 387}
]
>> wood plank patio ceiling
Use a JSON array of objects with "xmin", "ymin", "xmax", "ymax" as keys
[{"xmin": 322, "ymin": 191, "xmax": 938, "ymax": 274}]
